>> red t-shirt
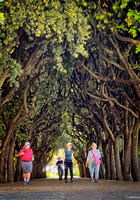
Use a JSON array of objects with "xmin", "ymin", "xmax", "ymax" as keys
[{"xmin": 18, "ymin": 148, "xmax": 33, "ymax": 161}]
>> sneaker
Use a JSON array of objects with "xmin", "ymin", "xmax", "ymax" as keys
[
  {"xmin": 27, "ymin": 181, "xmax": 32, "ymax": 185},
  {"xmin": 23, "ymin": 181, "xmax": 26, "ymax": 185},
  {"xmin": 95, "ymin": 180, "xmax": 98, "ymax": 183},
  {"xmin": 65, "ymin": 179, "xmax": 67, "ymax": 183},
  {"xmin": 71, "ymin": 179, "xmax": 74, "ymax": 183},
  {"xmin": 90, "ymin": 179, "xmax": 94, "ymax": 183}
]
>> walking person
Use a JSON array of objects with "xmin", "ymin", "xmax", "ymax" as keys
[
  {"xmin": 56, "ymin": 156, "xmax": 63, "ymax": 181},
  {"xmin": 63, "ymin": 143, "xmax": 75, "ymax": 183},
  {"xmin": 86, "ymin": 142, "xmax": 101, "ymax": 183},
  {"xmin": 18, "ymin": 142, "xmax": 34, "ymax": 185}
]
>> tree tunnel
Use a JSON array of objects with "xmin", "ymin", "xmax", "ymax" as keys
[{"xmin": 0, "ymin": 0, "xmax": 140, "ymax": 183}]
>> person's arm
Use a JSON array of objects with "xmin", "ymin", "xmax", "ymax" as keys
[
  {"xmin": 72, "ymin": 153, "xmax": 75, "ymax": 165},
  {"xmin": 86, "ymin": 151, "xmax": 90, "ymax": 167},
  {"xmin": 18, "ymin": 149, "xmax": 25, "ymax": 156},
  {"xmin": 97, "ymin": 150, "xmax": 101, "ymax": 159},
  {"xmin": 63, "ymin": 152, "xmax": 65, "ymax": 165},
  {"xmin": 31, "ymin": 149, "xmax": 34, "ymax": 161},
  {"xmin": 86, "ymin": 160, "xmax": 88, "ymax": 168}
]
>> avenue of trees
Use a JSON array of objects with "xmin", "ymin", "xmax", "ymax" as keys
[{"xmin": 0, "ymin": 0, "xmax": 140, "ymax": 183}]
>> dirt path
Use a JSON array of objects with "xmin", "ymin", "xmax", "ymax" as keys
[{"xmin": 0, "ymin": 178, "xmax": 140, "ymax": 200}]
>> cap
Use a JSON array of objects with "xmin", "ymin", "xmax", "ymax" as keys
[{"xmin": 24, "ymin": 142, "xmax": 30, "ymax": 147}]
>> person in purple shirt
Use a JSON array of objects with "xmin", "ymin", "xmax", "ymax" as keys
[{"xmin": 86, "ymin": 143, "xmax": 101, "ymax": 183}]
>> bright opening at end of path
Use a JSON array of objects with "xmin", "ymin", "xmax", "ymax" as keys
[{"xmin": 45, "ymin": 148, "xmax": 80, "ymax": 178}]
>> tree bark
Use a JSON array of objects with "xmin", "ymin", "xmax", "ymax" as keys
[
  {"xmin": 0, "ymin": 68, "xmax": 9, "ymax": 88},
  {"xmin": 123, "ymin": 134, "xmax": 132, "ymax": 181},
  {"xmin": 36, "ymin": 160, "xmax": 44, "ymax": 178},
  {"xmin": 7, "ymin": 137, "xmax": 15, "ymax": 182},
  {"xmin": 85, "ymin": 166, "xmax": 90, "ymax": 178},
  {"xmin": 109, "ymin": 140, "xmax": 115, "ymax": 180},
  {"xmin": 31, "ymin": 160, "xmax": 36, "ymax": 179},
  {"xmin": 0, "ymin": 127, "xmax": 14, "ymax": 183},
  {"xmin": 0, "ymin": 104, "xmax": 24, "ymax": 183},
  {"xmin": 131, "ymin": 118, "xmax": 140, "ymax": 181},
  {"xmin": 102, "ymin": 143, "xmax": 110, "ymax": 179},
  {"xmin": 14, "ymin": 156, "xmax": 22, "ymax": 182},
  {"xmin": 113, "ymin": 137, "xmax": 122, "ymax": 180},
  {"xmin": 99, "ymin": 162, "xmax": 105, "ymax": 179},
  {"xmin": 78, "ymin": 162, "xmax": 85, "ymax": 178}
]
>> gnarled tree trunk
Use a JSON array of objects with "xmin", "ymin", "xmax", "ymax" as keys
[
  {"xmin": 123, "ymin": 134, "xmax": 131, "ymax": 181},
  {"xmin": 113, "ymin": 137, "xmax": 121, "ymax": 180},
  {"xmin": 78, "ymin": 162, "xmax": 85, "ymax": 177},
  {"xmin": 102, "ymin": 143, "xmax": 110, "ymax": 179},
  {"xmin": 131, "ymin": 118, "xmax": 140, "ymax": 181},
  {"xmin": 109, "ymin": 140, "xmax": 115, "ymax": 180},
  {"xmin": 7, "ymin": 137, "xmax": 15, "ymax": 182},
  {"xmin": 14, "ymin": 156, "xmax": 22, "ymax": 182}
]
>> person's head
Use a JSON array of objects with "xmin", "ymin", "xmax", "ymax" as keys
[
  {"xmin": 58, "ymin": 156, "xmax": 61, "ymax": 161},
  {"xmin": 91, "ymin": 142, "xmax": 97, "ymax": 150},
  {"xmin": 24, "ymin": 142, "xmax": 30, "ymax": 149},
  {"xmin": 66, "ymin": 143, "xmax": 72, "ymax": 149}
]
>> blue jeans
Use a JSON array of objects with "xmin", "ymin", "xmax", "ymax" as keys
[
  {"xmin": 58, "ymin": 167, "xmax": 63, "ymax": 180},
  {"xmin": 89, "ymin": 164, "xmax": 100, "ymax": 179}
]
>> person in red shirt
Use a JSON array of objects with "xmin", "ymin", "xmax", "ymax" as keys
[{"xmin": 18, "ymin": 142, "xmax": 34, "ymax": 184}]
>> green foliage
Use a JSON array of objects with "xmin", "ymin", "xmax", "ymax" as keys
[
  {"xmin": 135, "ymin": 45, "xmax": 140, "ymax": 53},
  {"xmin": 6, "ymin": 57, "xmax": 22, "ymax": 87},
  {"xmin": 0, "ymin": 13, "xmax": 4, "ymax": 24},
  {"xmin": 0, "ymin": 48, "xmax": 22, "ymax": 88},
  {"xmin": 15, "ymin": 119, "xmax": 31, "ymax": 142},
  {"xmin": 0, "ymin": 0, "xmax": 4, "ymax": 24},
  {"xmin": 87, "ymin": 0, "xmax": 140, "ymax": 40},
  {"xmin": 2, "ymin": 95, "xmax": 22, "ymax": 123},
  {"xmin": 0, "ymin": 116, "xmax": 6, "ymax": 137},
  {"xmin": 1, "ymin": 0, "xmax": 90, "ymax": 62}
]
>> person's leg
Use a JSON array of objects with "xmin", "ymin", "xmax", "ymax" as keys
[
  {"xmin": 26, "ymin": 172, "xmax": 31, "ymax": 180},
  {"xmin": 26, "ymin": 162, "xmax": 32, "ymax": 183},
  {"xmin": 64, "ymin": 162, "xmax": 68, "ymax": 182},
  {"xmin": 95, "ymin": 164, "xmax": 100, "ymax": 183},
  {"xmin": 90, "ymin": 166, "xmax": 95, "ymax": 182},
  {"xmin": 60, "ymin": 168, "xmax": 63, "ymax": 180},
  {"xmin": 69, "ymin": 162, "xmax": 73, "ymax": 181},
  {"xmin": 21, "ymin": 162, "xmax": 27, "ymax": 184},
  {"xmin": 58, "ymin": 168, "xmax": 61, "ymax": 180},
  {"xmin": 23, "ymin": 173, "xmax": 27, "ymax": 181}
]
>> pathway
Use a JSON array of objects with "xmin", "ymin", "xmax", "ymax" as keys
[{"xmin": 0, "ymin": 178, "xmax": 140, "ymax": 200}]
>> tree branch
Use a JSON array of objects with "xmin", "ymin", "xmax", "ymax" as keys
[
  {"xmin": 0, "ymin": 68, "xmax": 10, "ymax": 88},
  {"xmin": 113, "ymin": 32, "xmax": 140, "ymax": 45},
  {"xmin": 101, "ymin": 85, "xmax": 138, "ymax": 118},
  {"xmin": 1, "ymin": 87, "xmax": 18, "ymax": 107},
  {"xmin": 82, "ymin": 63, "xmax": 111, "ymax": 82},
  {"xmin": 102, "ymin": 55, "xmax": 126, "ymax": 71},
  {"xmin": 109, "ymin": 36, "xmax": 140, "ymax": 86},
  {"xmin": 102, "ymin": 106, "xmax": 115, "ymax": 142},
  {"xmin": 86, "ymin": 91, "xmax": 109, "ymax": 102},
  {"xmin": 23, "ymin": 80, "xmax": 30, "ymax": 114}
]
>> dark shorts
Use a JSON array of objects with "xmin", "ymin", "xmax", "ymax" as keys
[{"xmin": 21, "ymin": 161, "xmax": 32, "ymax": 173}]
